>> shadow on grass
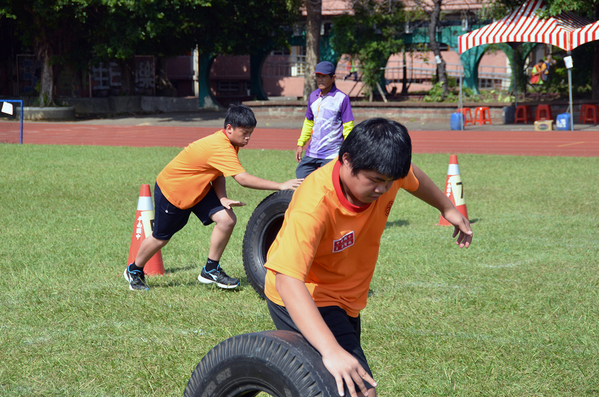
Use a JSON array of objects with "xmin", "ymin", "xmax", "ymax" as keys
[
  {"xmin": 164, "ymin": 265, "xmax": 197, "ymax": 274},
  {"xmin": 385, "ymin": 219, "xmax": 409, "ymax": 228}
]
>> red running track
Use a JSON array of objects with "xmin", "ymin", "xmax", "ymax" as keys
[{"xmin": 1, "ymin": 122, "xmax": 599, "ymax": 157}]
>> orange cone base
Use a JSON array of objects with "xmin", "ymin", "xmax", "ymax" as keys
[
  {"xmin": 144, "ymin": 252, "xmax": 165, "ymax": 276},
  {"xmin": 127, "ymin": 184, "xmax": 165, "ymax": 276}
]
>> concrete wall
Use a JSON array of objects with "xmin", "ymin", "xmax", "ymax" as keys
[
  {"xmin": 245, "ymin": 100, "xmax": 585, "ymax": 125},
  {"xmin": 61, "ymin": 96, "xmax": 199, "ymax": 115}
]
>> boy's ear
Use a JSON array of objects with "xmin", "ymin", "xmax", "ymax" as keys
[
  {"xmin": 224, "ymin": 124, "xmax": 233, "ymax": 133},
  {"xmin": 341, "ymin": 152, "xmax": 352, "ymax": 167}
]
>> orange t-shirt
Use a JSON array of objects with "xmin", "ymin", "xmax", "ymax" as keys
[
  {"xmin": 156, "ymin": 130, "xmax": 245, "ymax": 209},
  {"xmin": 264, "ymin": 159, "xmax": 419, "ymax": 317}
]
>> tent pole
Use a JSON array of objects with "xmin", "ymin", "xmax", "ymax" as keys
[
  {"xmin": 460, "ymin": 69, "xmax": 464, "ymax": 130},
  {"xmin": 567, "ymin": 51, "xmax": 573, "ymax": 131},
  {"xmin": 513, "ymin": 46, "xmax": 518, "ymax": 108}
]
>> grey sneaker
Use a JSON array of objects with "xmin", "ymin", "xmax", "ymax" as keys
[
  {"xmin": 198, "ymin": 265, "xmax": 240, "ymax": 289},
  {"xmin": 124, "ymin": 264, "xmax": 150, "ymax": 291}
]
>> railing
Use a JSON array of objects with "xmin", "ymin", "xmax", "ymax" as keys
[
  {"xmin": 262, "ymin": 58, "xmax": 512, "ymax": 89},
  {"xmin": 263, "ymin": 55, "xmax": 306, "ymax": 77},
  {"xmin": 382, "ymin": 60, "xmax": 511, "ymax": 83}
]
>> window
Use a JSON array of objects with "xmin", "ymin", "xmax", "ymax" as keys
[
  {"xmin": 291, "ymin": 46, "xmax": 306, "ymax": 77},
  {"xmin": 217, "ymin": 81, "xmax": 239, "ymax": 92},
  {"xmin": 271, "ymin": 48, "xmax": 291, "ymax": 56}
]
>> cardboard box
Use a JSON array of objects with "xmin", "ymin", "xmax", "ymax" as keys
[{"xmin": 534, "ymin": 120, "xmax": 554, "ymax": 131}]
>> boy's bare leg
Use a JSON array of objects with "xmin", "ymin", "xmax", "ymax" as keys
[
  {"xmin": 134, "ymin": 236, "xmax": 169, "ymax": 267},
  {"xmin": 208, "ymin": 208, "xmax": 237, "ymax": 261}
]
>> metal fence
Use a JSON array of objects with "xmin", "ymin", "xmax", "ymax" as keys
[{"xmin": 262, "ymin": 58, "xmax": 512, "ymax": 89}]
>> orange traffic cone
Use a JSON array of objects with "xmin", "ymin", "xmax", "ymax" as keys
[
  {"xmin": 127, "ymin": 184, "xmax": 165, "ymax": 275},
  {"xmin": 438, "ymin": 155, "xmax": 469, "ymax": 226}
]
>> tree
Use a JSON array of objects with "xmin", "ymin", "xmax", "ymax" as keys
[
  {"xmin": 543, "ymin": 0, "xmax": 599, "ymax": 100},
  {"xmin": 331, "ymin": 0, "xmax": 404, "ymax": 100},
  {"xmin": 3, "ymin": 0, "xmax": 299, "ymax": 101},
  {"xmin": 303, "ymin": 0, "xmax": 322, "ymax": 99},
  {"xmin": 1, "ymin": 0, "xmax": 95, "ymax": 106},
  {"xmin": 409, "ymin": 0, "xmax": 448, "ymax": 98}
]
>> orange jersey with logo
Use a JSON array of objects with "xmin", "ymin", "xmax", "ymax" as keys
[
  {"xmin": 264, "ymin": 159, "xmax": 419, "ymax": 317},
  {"xmin": 156, "ymin": 130, "xmax": 245, "ymax": 209}
]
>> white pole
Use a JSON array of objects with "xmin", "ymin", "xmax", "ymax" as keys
[
  {"xmin": 567, "ymin": 50, "xmax": 574, "ymax": 132},
  {"xmin": 459, "ymin": 69, "xmax": 464, "ymax": 130},
  {"xmin": 568, "ymin": 68, "xmax": 573, "ymax": 131}
]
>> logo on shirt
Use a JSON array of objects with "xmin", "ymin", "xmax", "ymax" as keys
[
  {"xmin": 333, "ymin": 231, "xmax": 355, "ymax": 252},
  {"xmin": 385, "ymin": 200, "xmax": 394, "ymax": 217}
]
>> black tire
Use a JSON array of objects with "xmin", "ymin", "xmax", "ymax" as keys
[
  {"xmin": 242, "ymin": 190, "xmax": 293, "ymax": 299},
  {"xmin": 184, "ymin": 330, "xmax": 338, "ymax": 397}
]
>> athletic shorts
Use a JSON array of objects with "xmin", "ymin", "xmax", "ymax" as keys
[
  {"xmin": 266, "ymin": 298, "xmax": 374, "ymax": 391},
  {"xmin": 152, "ymin": 183, "xmax": 226, "ymax": 240},
  {"xmin": 296, "ymin": 156, "xmax": 334, "ymax": 179}
]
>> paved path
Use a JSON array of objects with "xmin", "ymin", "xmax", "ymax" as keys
[{"xmin": 1, "ymin": 112, "xmax": 599, "ymax": 157}]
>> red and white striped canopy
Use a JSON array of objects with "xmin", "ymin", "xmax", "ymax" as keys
[{"xmin": 458, "ymin": 0, "xmax": 599, "ymax": 54}]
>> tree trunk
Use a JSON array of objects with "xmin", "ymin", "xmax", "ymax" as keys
[
  {"xmin": 401, "ymin": 48, "xmax": 409, "ymax": 95},
  {"xmin": 119, "ymin": 58, "xmax": 137, "ymax": 95},
  {"xmin": 593, "ymin": 7, "xmax": 599, "ymax": 100},
  {"xmin": 593, "ymin": 42, "xmax": 599, "ymax": 100},
  {"xmin": 303, "ymin": 0, "xmax": 322, "ymax": 100},
  {"xmin": 37, "ymin": 43, "xmax": 54, "ymax": 107},
  {"xmin": 156, "ymin": 57, "xmax": 177, "ymax": 97},
  {"xmin": 428, "ymin": 0, "xmax": 448, "ymax": 97}
]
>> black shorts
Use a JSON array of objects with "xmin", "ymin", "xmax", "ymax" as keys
[
  {"xmin": 266, "ymin": 298, "xmax": 374, "ymax": 390},
  {"xmin": 152, "ymin": 183, "xmax": 226, "ymax": 240}
]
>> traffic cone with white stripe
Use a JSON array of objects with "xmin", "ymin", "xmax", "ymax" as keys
[
  {"xmin": 437, "ymin": 155, "xmax": 469, "ymax": 226},
  {"xmin": 127, "ymin": 184, "xmax": 164, "ymax": 275}
]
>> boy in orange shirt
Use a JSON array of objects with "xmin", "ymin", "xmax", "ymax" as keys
[
  {"xmin": 124, "ymin": 105, "xmax": 302, "ymax": 291},
  {"xmin": 264, "ymin": 118, "xmax": 473, "ymax": 397}
]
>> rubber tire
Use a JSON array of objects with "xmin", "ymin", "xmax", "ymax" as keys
[
  {"xmin": 184, "ymin": 330, "xmax": 338, "ymax": 397},
  {"xmin": 242, "ymin": 190, "xmax": 293, "ymax": 299}
]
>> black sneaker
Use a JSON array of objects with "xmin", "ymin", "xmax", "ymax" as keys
[
  {"xmin": 198, "ymin": 265, "xmax": 240, "ymax": 289},
  {"xmin": 124, "ymin": 264, "xmax": 150, "ymax": 291}
]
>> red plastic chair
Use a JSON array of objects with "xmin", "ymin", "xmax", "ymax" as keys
[
  {"xmin": 459, "ymin": 108, "xmax": 473, "ymax": 126},
  {"xmin": 515, "ymin": 105, "xmax": 532, "ymax": 123},
  {"xmin": 474, "ymin": 107, "xmax": 492, "ymax": 125},
  {"xmin": 580, "ymin": 104, "xmax": 599, "ymax": 124},
  {"xmin": 535, "ymin": 104, "xmax": 553, "ymax": 121}
]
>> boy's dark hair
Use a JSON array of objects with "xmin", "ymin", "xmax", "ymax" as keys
[
  {"xmin": 338, "ymin": 118, "xmax": 412, "ymax": 180},
  {"xmin": 224, "ymin": 104, "xmax": 257, "ymax": 129}
]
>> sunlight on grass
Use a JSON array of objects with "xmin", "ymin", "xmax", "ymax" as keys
[{"xmin": 0, "ymin": 144, "xmax": 597, "ymax": 396}]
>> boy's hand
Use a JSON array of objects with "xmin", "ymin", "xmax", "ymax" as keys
[
  {"xmin": 295, "ymin": 146, "xmax": 304, "ymax": 162},
  {"xmin": 322, "ymin": 347, "xmax": 376, "ymax": 397},
  {"xmin": 280, "ymin": 178, "xmax": 303, "ymax": 190},
  {"xmin": 442, "ymin": 208, "xmax": 473, "ymax": 248},
  {"xmin": 220, "ymin": 198, "xmax": 246, "ymax": 209}
]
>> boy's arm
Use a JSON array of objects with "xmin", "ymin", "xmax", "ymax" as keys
[
  {"xmin": 276, "ymin": 273, "xmax": 376, "ymax": 397},
  {"xmin": 232, "ymin": 173, "xmax": 302, "ymax": 191},
  {"xmin": 409, "ymin": 164, "xmax": 473, "ymax": 248},
  {"xmin": 211, "ymin": 176, "xmax": 246, "ymax": 209}
]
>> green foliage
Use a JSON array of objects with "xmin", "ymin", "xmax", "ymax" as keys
[
  {"xmin": 424, "ymin": 81, "xmax": 445, "ymax": 102},
  {"xmin": 331, "ymin": 0, "xmax": 404, "ymax": 98},
  {"xmin": 3, "ymin": 0, "xmax": 300, "ymax": 98}
]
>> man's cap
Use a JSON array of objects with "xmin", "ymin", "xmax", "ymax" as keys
[{"xmin": 314, "ymin": 61, "xmax": 336, "ymax": 75}]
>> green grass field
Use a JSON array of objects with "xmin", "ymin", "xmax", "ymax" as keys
[{"xmin": 0, "ymin": 143, "xmax": 597, "ymax": 396}]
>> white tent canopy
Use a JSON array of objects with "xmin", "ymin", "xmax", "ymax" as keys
[
  {"xmin": 459, "ymin": 0, "xmax": 599, "ymax": 53},
  {"xmin": 458, "ymin": 0, "xmax": 599, "ymax": 130}
]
